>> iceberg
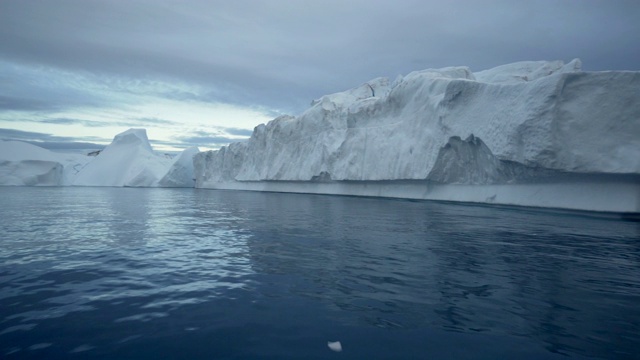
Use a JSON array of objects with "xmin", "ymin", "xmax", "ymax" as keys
[
  {"xmin": 73, "ymin": 129, "xmax": 173, "ymax": 187},
  {"xmin": 157, "ymin": 146, "xmax": 200, "ymax": 188},
  {"xmin": 194, "ymin": 59, "xmax": 640, "ymax": 213},
  {"xmin": 0, "ymin": 140, "xmax": 90, "ymax": 186},
  {"xmin": 0, "ymin": 129, "xmax": 199, "ymax": 188}
]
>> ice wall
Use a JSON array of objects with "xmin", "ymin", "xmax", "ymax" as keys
[{"xmin": 194, "ymin": 59, "xmax": 640, "ymax": 213}]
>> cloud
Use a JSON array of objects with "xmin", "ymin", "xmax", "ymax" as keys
[
  {"xmin": 132, "ymin": 117, "xmax": 179, "ymax": 126},
  {"xmin": 173, "ymin": 127, "xmax": 253, "ymax": 148},
  {"xmin": 4, "ymin": 2, "xmax": 639, "ymax": 112},
  {"xmin": 0, "ymin": 62, "xmax": 114, "ymax": 113},
  {"xmin": 0, "ymin": 96, "xmax": 59, "ymax": 111},
  {"xmin": 1, "ymin": 122, "xmax": 255, "ymax": 151},
  {"xmin": 1, "ymin": 1, "xmax": 639, "ymax": 149},
  {"xmin": 179, "ymin": 135, "xmax": 240, "ymax": 146},
  {"xmin": 0, "ymin": 128, "xmax": 76, "ymax": 142},
  {"xmin": 2, "ymin": 116, "xmax": 179, "ymax": 128},
  {"xmin": 24, "ymin": 141, "xmax": 105, "ymax": 151},
  {"xmin": 2, "ymin": 1, "xmax": 638, "ymax": 108},
  {"xmin": 152, "ymin": 137, "xmax": 240, "ymax": 150},
  {"xmin": 0, "ymin": 128, "xmax": 105, "ymax": 150},
  {"xmin": 40, "ymin": 118, "xmax": 111, "ymax": 127},
  {"xmin": 224, "ymin": 127, "xmax": 254, "ymax": 137}
]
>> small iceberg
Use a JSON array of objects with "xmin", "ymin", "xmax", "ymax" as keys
[{"xmin": 327, "ymin": 341, "xmax": 342, "ymax": 352}]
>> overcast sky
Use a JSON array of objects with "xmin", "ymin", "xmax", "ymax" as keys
[{"xmin": 1, "ymin": 0, "xmax": 639, "ymax": 151}]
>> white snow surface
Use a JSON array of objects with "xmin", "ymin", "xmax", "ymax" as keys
[
  {"xmin": 0, "ymin": 129, "xmax": 199, "ymax": 187},
  {"xmin": 195, "ymin": 59, "xmax": 640, "ymax": 212}
]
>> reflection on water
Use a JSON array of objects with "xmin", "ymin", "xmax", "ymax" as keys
[
  {"xmin": 0, "ymin": 187, "xmax": 638, "ymax": 359},
  {"xmin": 242, "ymin": 193, "xmax": 640, "ymax": 358},
  {"xmin": 0, "ymin": 188, "xmax": 253, "ymax": 325}
]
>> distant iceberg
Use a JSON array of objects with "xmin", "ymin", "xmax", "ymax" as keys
[
  {"xmin": 0, "ymin": 140, "xmax": 90, "ymax": 186},
  {"xmin": 73, "ymin": 128, "xmax": 172, "ymax": 187},
  {"xmin": 194, "ymin": 59, "xmax": 640, "ymax": 213},
  {"xmin": 0, "ymin": 129, "xmax": 198, "ymax": 188}
]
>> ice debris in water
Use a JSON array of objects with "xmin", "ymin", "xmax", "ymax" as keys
[{"xmin": 328, "ymin": 341, "xmax": 342, "ymax": 352}]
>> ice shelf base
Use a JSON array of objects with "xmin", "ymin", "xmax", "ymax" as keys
[{"xmin": 196, "ymin": 177, "xmax": 640, "ymax": 214}]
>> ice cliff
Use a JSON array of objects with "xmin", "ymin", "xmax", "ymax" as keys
[
  {"xmin": 194, "ymin": 59, "xmax": 640, "ymax": 213},
  {"xmin": 0, "ymin": 129, "xmax": 198, "ymax": 187}
]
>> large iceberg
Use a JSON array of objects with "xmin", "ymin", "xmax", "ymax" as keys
[
  {"xmin": 0, "ymin": 129, "xmax": 198, "ymax": 188},
  {"xmin": 194, "ymin": 59, "xmax": 640, "ymax": 213}
]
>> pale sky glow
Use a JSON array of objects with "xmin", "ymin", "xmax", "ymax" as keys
[
  {"xmin": 0, "ymin": 62, "xmax": 274, "ymax": 151},
  {"xmin": 1, "ymin": 0, "xmax": 639, "ymax": 152}
]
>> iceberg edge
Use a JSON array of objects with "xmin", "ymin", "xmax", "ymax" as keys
[{"xmin": 197, "ymin": 177, "xmax": 640, "ymax": 214}]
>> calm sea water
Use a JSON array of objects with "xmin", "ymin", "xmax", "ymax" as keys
[{"xmin": 0, "ymin": 187, "xmax": 638, "ymax": 359}]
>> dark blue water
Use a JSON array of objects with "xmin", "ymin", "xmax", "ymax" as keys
[{"xmin": 0, "ymin": 187, "xmax": 639, "ymax": 359}]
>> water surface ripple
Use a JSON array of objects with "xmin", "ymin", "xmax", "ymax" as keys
[{"xmin": 0, "ymin": 187, "xmax": 638, "ymax": 359}]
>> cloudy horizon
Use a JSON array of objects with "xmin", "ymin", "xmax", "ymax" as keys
[{"xmin": 1, "ymin": 0, "xmax": 639, "ymax": 152}]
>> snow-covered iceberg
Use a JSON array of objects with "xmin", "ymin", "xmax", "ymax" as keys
[
  {"xmin": 73, "ymin": 129, "xmax": 173, "ymax": 187},
  {"xmin": 194, "ymin": 59, "xmax": 640, "ymax": 213},
  {"xmin": 0, "ymin": 140, "xmax": 90, "ymax": 186},
  {"xmin": 0, "ymin": 129, "xmax": 199, "ymax": 188}
]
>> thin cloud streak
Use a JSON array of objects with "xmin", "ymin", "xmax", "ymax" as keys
[
  {"xmin": 23, "ymin": 141, "xmax": 105, "ymax": 151},
  {"xmin": 174, "ymin": 128, "xmax": 253, "ymax": 148},
  {"xmin": 224, "ymin": 128, "xmax": 254, "ymax": 137},
  {"xmin": 0, "ymin": 128, "xmax": 79, "ymax": 142},
  {"xmin": 0, "ymin": 128, "xmax": 106, "ymax": 150},
  {"xmin": 2, "ymin": 117, "xmax": 179, "ymax": 129}
]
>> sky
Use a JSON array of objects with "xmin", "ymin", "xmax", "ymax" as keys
[{"xmin": 1, "ymin": 0, "xmax": 639, "ymax": 152}]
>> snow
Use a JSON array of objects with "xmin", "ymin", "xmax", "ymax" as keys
[
  {"xmin": 0, "ymin": 129, "xmax": 199, "ymax": 188},
  {"xmin": 194, "ymin": 59, "xmax": 640, "ymax": 213}
]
